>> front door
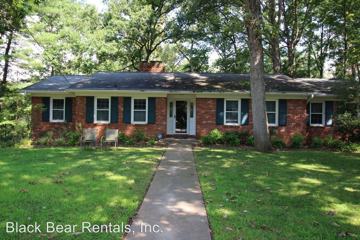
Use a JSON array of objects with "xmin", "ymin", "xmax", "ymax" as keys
[{"xmin": 175, "ymin": 101, "xmax": 187, "ymax": 133}]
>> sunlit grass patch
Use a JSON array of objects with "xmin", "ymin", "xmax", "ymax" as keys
[
  {"xmin": 0, "ymin": 147, "xmax": 163, "ymax": 239},
  {"xmin": 195, "ymin": 148, "xmax": 360, "ymax": 240}
]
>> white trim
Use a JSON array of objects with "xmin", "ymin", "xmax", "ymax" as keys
[
  {"xmin": 309, "ymin": 101, "xmax": 325, "ymax": 127},
  {"xmin": 266, "ymin": 100, "xmax": 279, "ymax": 127},
  {"xmin": 50, "ymin": 98, "xmax": 65, "ymax": 123},
  {"xmin": 224, "ymin": 99, "xmax": 241, "ymax": 126},
  {"xmin": 131, "ymin": 98, "xmax": 148, "ymax": 124},
  {"xmin": 94, "ymin": 97, "xmax": 111, "ymax": 124}
]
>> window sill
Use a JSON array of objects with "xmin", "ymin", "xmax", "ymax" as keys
[
  {"xmin": 224, "ymin": 123, "xmax": 240, "ymax": 126},
  {"xmin": 94, "ymin": 121, "xmax": 110, "ymax": 124},
  {"xmin": 131, "ymin": 122, "xmax": 148, "ymax": 125},
  {"xmin": 50, "ymin": 120, "xmax": 65, "ymax": 123},
  {"xmin": 310, "ymin": 124, "xmax": 325, "ymax": 127}
]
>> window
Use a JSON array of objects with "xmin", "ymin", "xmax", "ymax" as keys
[
  {"xmin": 266, "ymin": 100, "xmax": 278, "ymax": 126},
  {"xmin": 169, "ymin": 102, "xmax": 173, "ymax": 117},
  {"xmin": 190, "ymin": 102, "xmax": 194, "ymax": 118},
  {"xmin": 95, "ymin": 98, "xmax": 110, "ymax": 123},
  {"xmin": 50, "ymin": 98, "xmax": 65, "ymax": 122},
  {"xmin": 132, "ymin": 98, "xmax": 147, "ymax": 124},
  {"xmin": 310, "ymin": 102, "xmax": 324, "ymax": 126},
  {"xmin": 225, "ymin": 100, "xmax": 240, "ymax": 125}
]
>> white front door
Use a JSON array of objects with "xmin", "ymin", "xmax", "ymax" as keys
[{"xmin": 167, "ymin": 96, "xmax": 196, "ymax": 135}]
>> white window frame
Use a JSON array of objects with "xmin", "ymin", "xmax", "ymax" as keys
[
  {"xmin": 50, "ymin": 98, "xmax": 65, "ymax": 123},
  {"xmin": 224, "ymin": 99, "xmax": 241, "ymax": 126},
  {"xmin": 94, "ymin": 97, "xmax": 111, "ymax": 124},
  {"xmin": 131, "ymin": 98, "xmax": 148, "ymax": 124},
  {"xmin": 266, "ymin": 100, "xmax": 279, "ymax": 127},
  {"xmin": 310, "ymin": 102, "xmax": 325, "ymax": 127}
]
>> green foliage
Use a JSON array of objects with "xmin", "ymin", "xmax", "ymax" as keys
[
  {"xmin": 223, "ymin": 131, "xmax": 240, "ymax": 146},
  {"xmin": 335, "ymin": 112, "xmax": 360, "ymax": 142},
  {"xmin": 132, "ymin": 129, "xmax": 147, "ymax": 143},
  {"xmin": 310, "ymin": 137, "xmax": 323, "ymax": 148},
  {"xmin": 146, "ymin": 138, "xmax": 156, "ymax": 146},
  {"xmin": 271, "ymin": 136, "xmax": 286, "ymax": 149},
  {"xmin": 63, "ymin": 130, "xmax": 81, "ymax": 146},
  {"xmin": 246, "ymin": 135, "xmax": 255, "ymax": 146},
  {"xmin": 118, "ymin": 132, "xmax": 133, "ymax": 145},
  {"xmin": 201, "ymin": 129, "xmax": 223, "ymax": 145},
  {"xmin": 291, "ymin": 134, "xmax": 305, "ymax": 148},
  {"xmin": 36, "ymin": 131, "xmax": 54, "ymax": 146},
  {"xmin": 323, "ymin": 136, "xmax": 355, "ymax": 152}
]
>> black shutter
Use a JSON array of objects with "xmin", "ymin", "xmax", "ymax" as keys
[
  {"xmin": 148, "ymin": 97, "xmax": 156, "ymax": 124},
  {"xmin": 86, "ymin": 96, "xmax": 94, "ymax": 123},
  {"xmin": 42, "ymin": 97, "xmax": 50, "ymax": 122},
  {"xmin": 241, "ymin": 99, "xmax": 249, "ymax": 125},
  {"xmin": 123, "ymin": 97, "xmax": 131, "ymax": 123},
  {"xmin": 278, "ymin": 99, "xmax": 287, "ymax": 126},
  {"xmin": 306, "ymin": 103, "xmax": 310, "ymax": 126},
  {"xmin": 325, "ymin": 101, "xmax": 334, "ymax": 126},
  {"xmin": 110, "ymin": 97, "xmax": 118, "ymax": 123},
  {"xmin": 65, "ymin": 97, "xmax": 73, "ymax": 122},
  {"xmin": 216, "ymin": 98, "xmax": 224, "ymax": 125}
]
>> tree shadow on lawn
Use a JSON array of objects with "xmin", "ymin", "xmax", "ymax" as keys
[
  {"xmin": 196, "ymin": 148, "xmax": 360, "ymax": 240},
  {"xmin": 0, "ymin": 147, "xmax": 163, "ymax": 240}
]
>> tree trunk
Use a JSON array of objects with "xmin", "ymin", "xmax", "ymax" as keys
[
  {"xmin": 268, "ymin": 0, "xmax": 281, "ymax": 73},
  {"xmin": 245, "ymin": 0, "xmax": 272, "ymax": 152},
  {"xmin": 2, "ymin": 31, "xmax": 13, "ymax": 86}
]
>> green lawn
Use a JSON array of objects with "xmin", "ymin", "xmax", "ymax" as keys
[
  {"xmin": 0, "ymin": 147, "xmax": 163, "ymax": 239},
  {"xmin": 195, "ymin": 148, "xmax": 360, "ymax": 240}
]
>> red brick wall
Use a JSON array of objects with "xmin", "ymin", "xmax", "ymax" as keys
[
  {"xmin": 31, "ymin": 96, "xmax": 167, "ymax": 141},
  {"xmin": 196, "ymin": 98, "xmax": 336, "ymax": 145}
]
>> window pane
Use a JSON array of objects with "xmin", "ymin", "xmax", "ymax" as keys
[
  {"xmin": 169, "ymin": 102, "xmax": 173, "ymax": 117},
  {"xmin": 311, "ymin": 103, "xmax": 322, "ymax": 113},
  {"xmin": 311, "ymin": 114, "xmax": 323, "ymax": 124},
  {"xmin": 97, "ymin": 110, "xmax": 109, "ymax": 121},
  {"xmin": 225, "ymin": 112, "xmax": 238, "ymax": 124},
  {"xmin": 266, "ymin": 101, "xmax": 276, "ymax": 112},
  {"xmin": 53, "ymin": 99, "xmax": 64, "ymax": 109},
  {"xmin": 134, "ymin": 99, "xmax": 146, "ymax": 110},
  {"xmin": 267, "ymin": 113, "xmax": 276, "ymax": 124},
  {"xmin": 190, "ymin": 102, "xmax": 194, "ymax": 118},
  {"xmin": 226, "ymin": 101, "xmax": 238, "ymax": 111},
  {"xmin": 134, "ymin": 111, "xmax": 146, "ymax": 122},
  {"xmin": 53, "ymin": 110, "xmax": 64, "ymax": 120},
  {"xmin": 97, "ymin": 99, "xmax": 109, "ymax": 109}
]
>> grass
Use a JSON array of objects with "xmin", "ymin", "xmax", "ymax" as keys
[
  {"xmin": 0, "ymin": 147, "xmax": 163, "ymax": 239},
  {"xmin": 195, "ymin": 148, "xmax": 360, "ymax": 240}
]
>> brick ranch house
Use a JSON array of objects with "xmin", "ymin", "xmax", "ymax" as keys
[{"xmin": 24, "ymin": 62, "xmax": 339, "ymax": 145}]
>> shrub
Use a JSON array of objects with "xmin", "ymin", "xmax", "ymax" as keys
[
  {"xmin": 36, "ymin": 131, "xmax": 54, "ymax": 146},
  {"xmin": 201, "ymin": 135, "xmax": 213, "ymax": 145},
  {"xmin": 246, "ymin": 135, "xmax": 255, "ymax": 146},
  {"xmin": 53, "ymin": 137, "xmax": 66, "ymax": 146},
  {"xmin": 335, "ymin": 112, "xmax": 360, "ymax": 142},
  {"xmin": 323, "ymin": 136, "xmax": 355, "ymax": 152},
  {"xmin": 118, "ymin": 132, "xmax": 131, "ymax": 144},
  {"xmin": 223, "ymin": 131, "xmax": 240, "ymax": 146},
  {"xmin": 271, "ymin": 136, "xmax": 286, "ymax": 149},
  {"xmin": 208, "ymin": 129, "xmax": 224, "ymax": 144},
  {"xmin": 146, "ymin": 138, "xmax": 156, "ymax": 146},
  {"xmin": 63, "ymin": 130, "xmax": 81, "ymax": 146},
  {"xmin": 310, "ymin": 137, "xmax": 323, "ymax": 148},
  {"xmin": 132, "ymin": 129, "xmax": 147, "ymax": 143},
  {"xmin": 291, "ymin": 134, "xmax": 305, "ymax": 148},
  {"xmin": 238, "ymin": 131, "xmax": 250, "ymax": 144}
]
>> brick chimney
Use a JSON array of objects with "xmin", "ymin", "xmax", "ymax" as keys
[{"xmin": 139, "ymin": 61, "xmax": 165, "ymax": 72}]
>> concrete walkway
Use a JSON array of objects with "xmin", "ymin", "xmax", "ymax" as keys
[{"xmin": 125, "ymin": 139, "xmax": 211, "ymax": 240}]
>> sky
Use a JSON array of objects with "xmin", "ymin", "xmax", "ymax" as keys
[{"xmin": 84, "ymin": 0, "xmax": 107, "ymax": 12}]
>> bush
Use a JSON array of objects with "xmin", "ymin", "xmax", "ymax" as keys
[
  {"xmin": 335, "ymin": 112, "xmax": 360, "ymax": 142},
  {"xmin": 53, "ymin": 137, "xmax": 66, "ymax": 146},
  {"xmin": 201, "ymin": 135, "xmax": 213, "ymax": 145},
  {"xmin": 246, "ymin": 135, "xmax": 255, "ymax": 146},
  {"xmin": 132, "ymin": 129, "xmax": 147, "ymax": 143},
  {"xmin": 323, "ymin": 136, "xmax": 355, "ymax": 152},
  {"xmin": 118, "ymin": 132, "xmax": 132, "ymax": 145},
  {"xmin": 146, "ymin": 138, "xmax": 156, "ymax": 146},
  {"xmin": 271, "ymin": 136, "xmax": 286, "ymax": 149},
  {"xmin": 238, "ymin": 131, "xmax": 250, "ymax": 144},
  {"xmin": 223, "ymin": 131, "xmax": 240, "ymax": 146},
  {"xmin": 36, "ymin": 131, "xmax": 54, "ymax": 146},
  {"xmin": 310, "ymin": 137, "xmax": 323, "ymax": 148},
  {"xmin": 201, "ymin": 129, "xmax": 223, "ymax": 145},
  {"xmin": 63, "ymin": 130, "xmax": 81, "ymax": 146},
  {"xmin": 291, "ymin": 134, "xmax": 305, "ymax": 148}
]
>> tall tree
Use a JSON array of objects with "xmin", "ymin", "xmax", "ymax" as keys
[{"xmin": 244, "ymin": 0, "xmax": 272, "ymax": 151}]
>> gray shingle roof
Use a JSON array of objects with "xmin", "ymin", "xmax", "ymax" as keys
[{"xmin": 23, "ymin": 72, "xmax": 338, "ymax": 95}]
